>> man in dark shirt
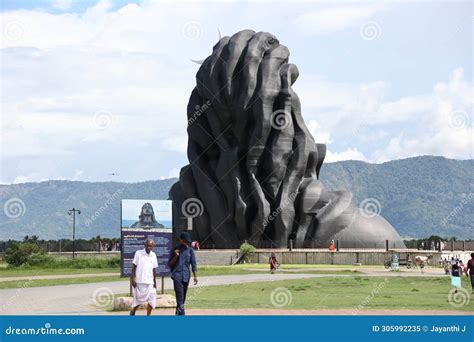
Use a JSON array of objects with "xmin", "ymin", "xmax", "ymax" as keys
[
  {"xmin": 466, "ymin": 253, "xmax": 474, "ymax": 293},
  {"xmin": 168, "ymin": 232, "xmax": 198, "ymax": 315}
]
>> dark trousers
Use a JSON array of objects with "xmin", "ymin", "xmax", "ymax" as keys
[
  {"xmin": 173, "ymin": 279, "xmax": 189, "ymax": 315},
  {"xmin": 470, "ymin": 275, "xmax": 474, "ymax": 290}
]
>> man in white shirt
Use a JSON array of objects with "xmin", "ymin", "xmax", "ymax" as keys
[{"xmin": 130, "ymin": 239, "xmax": 158, "ymax": 315}]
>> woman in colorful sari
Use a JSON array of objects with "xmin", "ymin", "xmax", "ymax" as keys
[{"xmin": 269, "ymin": 252, "xmax": 278, "ymax": 274}]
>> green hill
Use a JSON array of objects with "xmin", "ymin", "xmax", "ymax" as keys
[
  {"xmin": 0, "ymin": 156, "xmax": 472, "ymax": 240},
  {"xmin": 320, "ymin": 156, "xmax": 473, "ymax": 239}
]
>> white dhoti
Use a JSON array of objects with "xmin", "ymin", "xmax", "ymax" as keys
[{"xmin": 131, "ymin": 283, "xmax": 156, "ymax": 308}]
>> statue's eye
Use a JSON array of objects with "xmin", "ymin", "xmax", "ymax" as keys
[{"xmin": 267, "ymin": 38, "xmax": 275, "ymax": 45}]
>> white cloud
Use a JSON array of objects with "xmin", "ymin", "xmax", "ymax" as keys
[
  {"xmin": 293, "ymin": 4, "xmax": 385, "ymax": 35},
  {"xmin": 73, "ymin": 169, "xmax": 84, "ymax": 179},
  {"xmin": 325, "ymin": 148, "xmax": 367, "ymax": 162},
  {"xmin": 159, "ymin": 133, "xmax": 188, "ymax": 153},
  {"xmin": 299, "ymin": 68, "xmax": 472, "ymax": 163},
  {"xmin": 161, "ymin": 167, "xmax": 180, "ymax": 180},
  {"xmin": 0, "ymin": 2, "xmax": 471, "ymax": 184},
  {"xmin": 13, "ymin": 175, "xmax": 29, "ymax": 184},
  {"xmin": 377, "ymin": 95, "xmax": 432, "ymax": 123},
  {"xmin": 306, "ymin": 119, "xmax": 332, "ymax": 144},
  {"xmin": 52, "ymin": 0, "xmax": 73, "ymax": 11},
  {"xmin": 372, "ymin": 68, "xmax": 473, "ymax": 162},
  {"xmin": 297, "ymin": 76, "xmax": 387, "ymax": 132}
]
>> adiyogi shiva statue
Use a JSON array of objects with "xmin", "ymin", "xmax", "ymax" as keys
[{"xmin": 170, "ymin": 30, "xmax": 405, "ymax": 249}]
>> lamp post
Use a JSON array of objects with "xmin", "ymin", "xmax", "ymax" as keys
[{"xmin": 68, "ymin": 208, "xmax": 81, "ymax": 260}]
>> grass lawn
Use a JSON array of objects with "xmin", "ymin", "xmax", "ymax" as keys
[
  {"xmin": 177, "ymin": 276, "xmax": 474, "ymax": 312},
  {"xmin": 0, "ymin": 264, "xmax": 262, "ymax": 279},
  {"xmin": 0, "ymin": 256, "xmax": 120, "ymax": 278}
]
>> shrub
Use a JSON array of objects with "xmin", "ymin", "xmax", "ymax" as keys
[
  {"xmin": 4, "ymin": 242, "xmax": 120, "ymax": 269},
  {"xmin": 239, "ymin": 242, "xmax": 256, "ymax": 263},
  {"xmin": 61, "ymin": 256, "xmax": 120, "ymax": 269},
  {"xmin": 5, "ymin": 242, "xmax": 45, "ymax": 267},
  {"xmin": 26, "ymin": 253, "xmax": 55, "ymax": 266},
  {"xmin": 44, "ymin": 256, "xmax": 120, "ymax": 269}
]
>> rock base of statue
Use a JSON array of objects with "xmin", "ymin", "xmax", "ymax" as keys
[{"xmin": 112, "ymin": 294, "xmax": 176, "ymax": 311}]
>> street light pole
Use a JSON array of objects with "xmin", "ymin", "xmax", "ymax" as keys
[{"xmin": 68, "ymin": 208, "xmax": 81, "ymax": 260}]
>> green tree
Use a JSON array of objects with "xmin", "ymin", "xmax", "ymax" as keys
[
  {"xmin": 239, "ymin": 242, "xmax": 256, "ymax": 263},
  {"xmin": 5, "ymin": 242, "xmax": 45, "ymax": 267}
]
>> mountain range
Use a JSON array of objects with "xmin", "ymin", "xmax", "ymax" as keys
[{"xmin": 0, "ymin": 156, "xmax": 472, "ymax": 241}]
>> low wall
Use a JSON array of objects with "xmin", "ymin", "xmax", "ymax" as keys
[
  {"xmin": 195, "ymin": 250, "xmax": 237, "ymax": 265},
  {"xmin": 249, "ymin": 250, "xmax": 446, "ymax": 265},
  {"xmin": 46, "ymin": 250, "xmax": 473, "ymax": 265},
  {"xmin": 195, "ymin": 249, "xmax": 457, "ymax": 266}
]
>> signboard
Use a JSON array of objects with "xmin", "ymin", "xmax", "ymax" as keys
[{"xmin": 120, "ymin": 199, "xmax": 173, "ymax": 277}]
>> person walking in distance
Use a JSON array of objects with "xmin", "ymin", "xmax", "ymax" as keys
[
  {"xmin": 466, "ymin": 253, "xmax": 474, "ymax": 293},
  {"xmin": 269, "ymin": 252, "xmax": 278, "ymax": 274}
]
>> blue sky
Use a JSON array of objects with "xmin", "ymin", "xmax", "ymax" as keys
[{"xmin": 0, "ymin": 0, "xmax": 472, "ymax": 184}]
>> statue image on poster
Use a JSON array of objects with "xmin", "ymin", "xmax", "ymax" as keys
[
  {"xmin": 130, "ymin": 202, "xmax": 164, "ymax": 228},
  {"xmin": 121, "ymin": 200, "xmax": 172, "ymax": 231}
]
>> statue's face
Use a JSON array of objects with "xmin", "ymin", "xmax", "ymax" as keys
[{"xmin": 142, "ymin": 203, "xmax": 153, "ymax": 216}]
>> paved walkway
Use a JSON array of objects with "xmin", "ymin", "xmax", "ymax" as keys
[
  {"xmin": 244, "ymin": 267, "xmax": 447, "ymax": 277},
  {"xmin": 0, "ymin": 273, "xmax": 119, "ymax": 282},
  {"xmin": 0, "ymin": 267, "xmax": 446, "ymax": 283}
]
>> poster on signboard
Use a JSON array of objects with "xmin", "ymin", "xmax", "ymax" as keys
[{"xmin": 120, "ymin": 199, "xmax": 173, "ymax": 277}]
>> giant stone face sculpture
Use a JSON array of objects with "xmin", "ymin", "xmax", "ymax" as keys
[{"xmin": 170, "ymin": 30, "xmax": 406, "ymax": 249}]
